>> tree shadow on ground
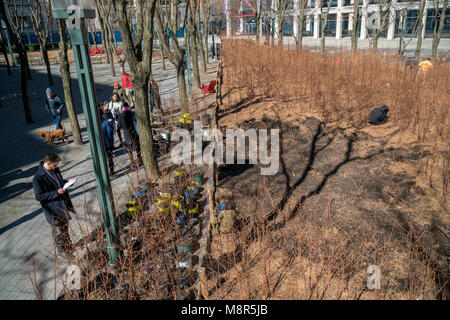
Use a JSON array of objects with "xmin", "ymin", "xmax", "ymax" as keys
[{"xmin": 205, "ymin": 117, "xmax": 386, "ymax": 294}]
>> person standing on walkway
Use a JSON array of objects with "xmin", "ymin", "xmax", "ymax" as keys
[
  {"xmin": 33, "ymin": 153, "xmax": 76, "ymax": 259},
  {"xmin": 44, "ymin": 88, "xmax": 64, "ymax": 130},
  {"xmin": 210, "ymin": 43, "xmax": 215, "ymax": 60},
  {"xmin": 149, "ymin": 77, "xmax": 163, "ymax": 116},
  {"xmin": 101, "ymin": 114, "xmax": 117, "ymax": 179},
  {"xmin": 118, "ymin": 102, "xmax": 142, "ymax": 168},
  {"xmin": 109, "ymin": 93, "xmax": 124, "ymax": 148},
  {"xmin": 120, "ymin": 68, "xmax": 134, "ymax": 106}
]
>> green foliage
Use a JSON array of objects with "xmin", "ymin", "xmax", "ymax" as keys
[{"xmin": 27, "ymin": 43, "xmax": 40, "ymax": 51}]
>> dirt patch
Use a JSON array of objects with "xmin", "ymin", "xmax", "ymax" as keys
[{"xmin": 207, "ymin": 116, "xmax": 448, "ymax": 299}]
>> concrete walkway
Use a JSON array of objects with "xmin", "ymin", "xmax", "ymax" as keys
[{"xmin": 0, "ymin": 57, "xmax": 219, "ymax": 299}]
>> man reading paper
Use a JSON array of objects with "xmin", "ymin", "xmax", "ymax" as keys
[{"xmin": 33, "ymin": 153, "xmax": 76, "ymax": 259}]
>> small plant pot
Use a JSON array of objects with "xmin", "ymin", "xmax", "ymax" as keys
[
  {"xmin": 176, "ymin": 212, "xmax": 185, "ymax": 227},
  {"xmin": 158, "ymin": 198, "xmax": 171, "ymax": 214},
  {"xmin": 193, "ymin": 176, "xmax": 204, "ymax": 186},
  {"xmin": 187, "ymin": 203, "xmax": 199, "ymax": 215},
  {"xmin": 126, "ymin": 206, "xmax": 139, "ymax": 218},
  {"xmin": 184, "ymin": 187, "xmax": 198, "ymax": 199},
  {"xmin": 126, "ymin": 200, "xmax": 137, "ymax": 208},
  {"xmin": 176, "ymin": 254, "xmax": 192, "ymax": 269},
  {"xmin": 171, "ymin": 195, "xmax": 185, "ymax": 210},
  {"xmin": 176, "ymin": 243, "xmax": 192, "ymax": 253}
]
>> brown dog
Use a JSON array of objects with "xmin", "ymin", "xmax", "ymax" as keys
[{"xmin": 37, "ymin": 123, "xmax": 69, "ymax": 146}]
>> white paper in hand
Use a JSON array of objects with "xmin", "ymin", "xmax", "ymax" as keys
[{"xmin": 63, "ymin": 177, "xmax": 77, "ymax": 190}]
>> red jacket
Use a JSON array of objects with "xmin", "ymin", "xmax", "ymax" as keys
[{"xmin": 122, "ymin": 73, "xmax": 133, "ymax": 89}]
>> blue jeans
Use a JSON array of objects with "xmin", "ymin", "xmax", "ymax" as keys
[{"xmin": 53, "ymin": 114, "xmax": 62, "ymax": 130}]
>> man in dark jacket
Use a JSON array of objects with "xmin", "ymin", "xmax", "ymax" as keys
[
  {"xmin": 44, "ymin": 88, "xmax": 65, "ymax": 130},
  {"xmin": 33, "ymin": 153, "xmax": 76, "ymax": 259},
  {"xmin": 101, "ymin": 115, "xmax": 117, "ymax": 178}
]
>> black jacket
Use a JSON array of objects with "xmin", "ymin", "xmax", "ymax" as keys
[
  {"xmin": 369, "ymin": 105, "xmax": 389, "ymax": 125},
  {"xmin": 32, "ymin": 162, "xmax": 73, "ymax": 225},
  {"xmin": 118, "ymin": 109, "xmax": 138, "ymax": 147}
]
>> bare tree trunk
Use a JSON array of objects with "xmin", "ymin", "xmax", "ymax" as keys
[
  {"xmin": 113, "ymin": 0, "xmax": 160, "ymax": 181},
  {"xmin": 154, "ymin": 0, "xmax": 190, "ymax": 113},
  {"xmin": 177, "ymin": 61, "xmax": 188, "ymax": 113},
  {"xmin": 203, "ymin": 17, "xmax": 209, "ymax": 65},
  {"xmin": 57, "ymin": 20, "xmax": 82, "ymax": 145},
  {"xmin": 40, "ymin": 45, "xmax": 53, "ymax": 85},
  {"xmin": 197, "ymin": 1, "xmax": 207, "ymax": 73},
  {"xmin": 29, "ymin": 0, "xmax": 53, "ymax": 85},
  {"xmin": 256, "ymin": 0, "xmax": 261, "ymax": 43},
  {"xmin": 190, "ymin": 27, "xmax": 201, "ymax": 88},
  {"xmin": 321, "ymin": 0, "xmax": 333, "ymax": 53},
  {"xmin": 161, "ymin": 48, "xmax": 166, "ymax": 70},
  {"xmin": 106, "ymin": 28, "xmax": 116, "ymax": 76},
  {"xmin": 415, "ymin": 0, "xmax": 427, "ymax": 61},
  {"xmin": 351, "ymin": 0, "xmax": 360, "ymax": 54},
  {"xmin": 297, "ymin": 0, "xmax": 306, "ymax": 49},
  {"xmin": 0, "ymin": 0, "xmax": 32, "ymax": 122},
  {"xmin": 189, "ymin": 0, "xmax": 201, "ymax": 88},
  {"xmin": 372, "ymin": 1, "xmax": 393, "ymax": 51},
  {"xmin": 0, "ymin": 33, "xmax": 11, "ymax": 75},
  {"xmin": 431, "ymin": 0, "xmax": 447, "ymax": 60}
]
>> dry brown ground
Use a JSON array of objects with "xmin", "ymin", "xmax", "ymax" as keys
[{"xmin": 204, "ymin": 40, "xmax": 449, "ymax": 300}]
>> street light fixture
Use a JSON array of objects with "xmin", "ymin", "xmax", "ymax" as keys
[
  {"xmin": 50, "ymin": 0, "xmax": 118, "ymax": 263},
  {"xmin": 51, "ymin": 0, "xmax": 95, "ymax": 18}
]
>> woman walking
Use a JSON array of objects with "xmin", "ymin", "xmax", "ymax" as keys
[{"xmin": 108, "ymin": 93, "xmax": 123, "ymax": 148}]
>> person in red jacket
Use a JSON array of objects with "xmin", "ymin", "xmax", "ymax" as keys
[{"xmin": 120, "ymin": 68, "xmax": 134, "ymax": 107}]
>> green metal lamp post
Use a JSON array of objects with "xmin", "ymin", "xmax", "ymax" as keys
[{"xmin": 50, "ymin": 0, "xmax": 117, "ymax": 263}]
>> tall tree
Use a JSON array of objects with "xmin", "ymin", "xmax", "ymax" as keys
[
  {"xmin": 296, "ymin": 0, "xmax": 307, "ymax": 49},
  {"xmin": 431, "ymin": 0, "xmax": 447, "ymax": 60},
  {"xmin": 112, "ymin": 0, "xmax": 160, "ymax": 181},
  {"xmin": 415, "ymin": 0, "xmax": 427, "ymax": 60},
  {"xmin": 154, "ymin": 0, "xmax": 190, "ymax": 113},
  {"xmin": 0, "ymin": 32, "xmax": 11, "ymax": 75},
  {"xmin": 320, "ymin": 0, "xmax": 333, "ymax": 53},
  {"xmin": 255, "ymin": 0, "xmax": 262, "ymax": 43},
  {"xmin": 57, "ymin": 19, "xmax": 83, "ymax": 145},
  {"xmin": 29, "ymin": 0, "xmax": 53, "ymax": 85},
  {"xmin": 88, "ymin": 20, "xmax": 98, "ymax": 50},
  {"xmin": 371, "ymin": 0, "xmax": 392, "ymax": 50},
  {"xmin": 275, "ymin": 0, "xmax": 290, "ymax": 45},
  {"xmin": 351, "ymin": 0, "xmax": 360, "ymax": 54},
  {"xmin": 0, "ymin": 0, "xmax": 33, "ymax": 123},
  {"xmin": 203, "ymin": 0, "xmax": 211, "ymax": 64},
  {"xmin": 188, "ymin": 0, "xmax": 201, "ymax": 88},
  {"xmin": 95, "ymin": 0, "xmax": 116, "ymax": 76},
  {"xmin": 3, "ymin": 0, "xmax": 31, "ymax": 79},
  {"xmin": 96, "ymin": 0, "xmax": 125, "ymax": 69},
  {"xmin": 196, "ymin": 0, "xmax": 207, "ymax": 73}
]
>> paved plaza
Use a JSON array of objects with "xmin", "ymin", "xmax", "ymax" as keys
[{"xmin": 0, "ymin": 56, "xmax": 218, "ymax": 299}]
